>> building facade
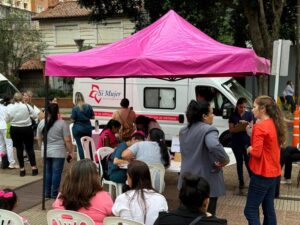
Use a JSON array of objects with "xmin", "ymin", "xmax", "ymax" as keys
[{"xmin": 33, "ymin": 1, "xmax": 135, "ymax": 90}]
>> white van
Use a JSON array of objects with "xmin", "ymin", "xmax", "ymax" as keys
[
  {"xmin": 0, "ymin": 73, "xmax": 19, "ymax": 100},
  {"xmin": 73, "ymin": 77, "xmax": 252, "ymax": 146}
]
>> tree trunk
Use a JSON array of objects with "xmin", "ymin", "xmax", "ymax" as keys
[{"xmin": 242, "ymin": 0, "xmax": 286, "ymax": 95}]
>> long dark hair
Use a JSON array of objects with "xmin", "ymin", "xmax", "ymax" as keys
[
  {"xmin": 255, "ymin": 96, "xmax": 286, "ymax": 145},
  {"xmin": 43, "ymin": 103, "xmax": 59, "ymax": 133},
  {"xmin": 186, "ymin": 100, "xmax": 210, "ymax": 128},
  {"xmin": 127, "ymin": 160, "xmax": 156, "ymax": 223},
  {"xmin": 59, "ymin": 159, "xmax": 102, "ymax": 211},
  {"xmin": 179, "ymin": 174, "xmax": 210, "ymax": 212},
  {"xmin": 149, "ymin": 128, "xmax": 170, "ymax": 167},
  {"xmin": 100, "ymin": 119, "xmax": 121, "ymax": 134}
]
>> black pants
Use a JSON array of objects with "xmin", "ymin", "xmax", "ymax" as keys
[
  {"xmin": 285, "ymin": 95, "xmax": 295, "ymax": 113},
  {"xmin": 10, "ymin": 126, "xmax": 36, "ymax": 168},
  {"xmin": 208, "ymin": 197, "xmax": 218, "ymax": 215},
  {"xmin": 281, "ymin": 146, "xmax": 300, "ymax": 179}
]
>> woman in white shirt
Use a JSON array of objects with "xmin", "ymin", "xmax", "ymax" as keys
[
  {"xmin": 112, "ymin": 160, "xmax": 168, "ymax": 225},
  {"xmin": 5, "ymin": 93, "xmax": 38, "ymax": 177},
  {"xmin": 283, "ymin": 80, "xmax": 295, "ymax": 113},
  {"xmin": 0, "ymin": 96, "xmax": 15, "ymax": 169}
]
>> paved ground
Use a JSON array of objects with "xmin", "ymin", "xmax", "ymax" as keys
[
  {"xmin": 2, "ymin": 150, "xmax": 300, "ymax": 225},
  {"xmin": 1, "ymin": 107, "xmax": 298, "ymax": 224}
]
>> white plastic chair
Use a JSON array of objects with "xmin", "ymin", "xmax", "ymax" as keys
[
  {"xmin": 97, "ymin": 147, "xmax": 123, "ymax": 198},
  {"xmin": 81, "ymin": 136, "xmax": 97, "ymax": 162},
  {"xmin": 103, "ymin": 216, "xmax": 145, "ymax": 225},
  {"xmin": 69, "ymin": 123, "xmax": 79, "ymax": 160},
  {"xmin": 47, "ymin": 209, "xmax": 95, "ymax": 225},
  {"xmin": 0, "ymin": 209, "xmax": 24, "ymax": 225},
  {"xmin": 147, "ymin": 163, "xmax": 166, "ymax": 193},
  {"xmin": 69, "ymin": 123, "xmax": 76, "ymax": 146}
]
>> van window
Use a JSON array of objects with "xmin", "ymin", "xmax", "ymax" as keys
[
  {"xmin": 222, "ymin": 78, "xmax": 252, "ymax": 107},
  {"xmin": 0, "ymin": 81, "xmax": 18, "ymax": 99},
  {"xmin": 144, "ymin": 87, "xmax": 176, "ymax": 109},
  {"xmin": 195, "ymin": 85, "xmax": 231, "ymax": 116}
]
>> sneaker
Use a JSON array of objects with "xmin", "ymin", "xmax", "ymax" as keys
[
  {"xmin": 8, "ymin": 163, "xmax": 19, "ymax": 169},
  {"xmin": 280, "ymin": 179, "xmax": 292, "ymax": 184}
]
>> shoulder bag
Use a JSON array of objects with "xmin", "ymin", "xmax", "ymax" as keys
[{"xmin": 25, "ymin": 104, "xmax": 37, "ymax": 129}]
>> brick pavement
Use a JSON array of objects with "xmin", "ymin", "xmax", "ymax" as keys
[
  {"xmin": 9, "ymin": 165, "xmax": 300, "ymax": 225},
  {"xmin": 2, "ymin": 146, "xmax": 300, "ymax": 224}
]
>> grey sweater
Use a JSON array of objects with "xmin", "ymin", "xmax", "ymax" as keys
[{"xmin": 178, "ymin": 122, "xmax": 229, "ymax": 197}]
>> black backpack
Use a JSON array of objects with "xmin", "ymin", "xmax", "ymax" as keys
[{"xmin": 100, "ymin": 153, "xmax": 113, "ymax": 180}]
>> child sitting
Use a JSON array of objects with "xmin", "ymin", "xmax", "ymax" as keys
[
  {"xmin": 107, "ymin": 130, "xmax": 145, "ymax": 183},
  {"xmin": 0, "ymin": 188, "xmax": 30, "ymax": 225}
]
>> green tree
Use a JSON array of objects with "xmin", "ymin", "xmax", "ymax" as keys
[
  {"xmin": 0, "ymin": 11, "xmax": 46, "ymax": 85},
  {"xmin": 78, "ymin": 0, "xmax": 296, "ymax": 94}
]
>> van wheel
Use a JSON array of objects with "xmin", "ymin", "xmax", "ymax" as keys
[{"xmin": 219, "ymin": 131, "xmax": 232, "ymax": 147}]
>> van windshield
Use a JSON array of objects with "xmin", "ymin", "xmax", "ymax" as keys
[
  {"xmin": 222, "ymin": 78, "xmax": 252, "ymax": 107},
  {"xmin": 0, "ymin": 80, "xmax": 18, "ymax": 99}
]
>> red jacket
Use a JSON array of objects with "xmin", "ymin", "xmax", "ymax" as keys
[{"xmin": 249, "ymin": 118, "xmax": 281, "ymax": 177}]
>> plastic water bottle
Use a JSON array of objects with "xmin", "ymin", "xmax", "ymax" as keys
[{"xmin": 95, "ymin": 120, "xmax": 99, "ymax": 132}]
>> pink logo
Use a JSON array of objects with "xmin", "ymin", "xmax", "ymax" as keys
[{"xmin": 89, "ymin": 84, "xmax": 102, "ymax": 103}]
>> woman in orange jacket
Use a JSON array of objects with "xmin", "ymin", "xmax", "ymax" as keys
[{"xmin": 244, "ymin": 96, "xmax": 286, "ymax": 225}]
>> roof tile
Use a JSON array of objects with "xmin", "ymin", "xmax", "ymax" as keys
[
  {"xmin": 33, "ymin": 1, "xmax": 91, "ymax": 20},
  {"xmin": 20, "ymin": 59, "xmax": 43, "ymax": 70}
]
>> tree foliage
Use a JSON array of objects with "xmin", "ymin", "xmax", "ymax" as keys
[
  {"xmin": 0, "ymin": 11, "xmax": 46, "ymax": 85},
  {"xmin": 78, "ymin": 0, "xmax": 296, "ymax": 94}
]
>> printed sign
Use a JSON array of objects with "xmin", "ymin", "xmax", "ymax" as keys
[{"xmin": 171, "ymin": 136, "xmax": 180, "ymax": 152}]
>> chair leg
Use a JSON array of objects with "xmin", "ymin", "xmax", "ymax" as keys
[{"xmin": 109, "ymin": 185, "xmax": 112, "ymax": 195}]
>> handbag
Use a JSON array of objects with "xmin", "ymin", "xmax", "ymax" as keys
[{"xmin": 25, "ymin": 104, "xmax": 37, "ymax": 129}]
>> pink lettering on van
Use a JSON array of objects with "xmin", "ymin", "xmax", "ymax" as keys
[{"xmin": 89, "ymin": 84, "xmax": 102, "ymax": 103}]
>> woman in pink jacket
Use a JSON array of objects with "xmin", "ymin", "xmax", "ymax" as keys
[{"xmin": 53, "ymin": 159, "xmax": 113, "ymax": 225}]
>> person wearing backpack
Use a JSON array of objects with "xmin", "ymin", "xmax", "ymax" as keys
[
  {"xmin": 112, "ymin": 98, "xmax": 136, "ymax": 141},
  {"xmin": 154, "ymin": 174, "xmax": 227, "ymax": 225}
]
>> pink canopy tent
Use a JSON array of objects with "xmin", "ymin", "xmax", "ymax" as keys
[{"xmin": 45, "ymin": 10, "xmax": 270, "ymax": 78}]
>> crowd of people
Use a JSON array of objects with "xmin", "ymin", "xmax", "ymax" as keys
[{"xmin": 0, "ymin": 89, "xmax": 297, "ymax": 225}]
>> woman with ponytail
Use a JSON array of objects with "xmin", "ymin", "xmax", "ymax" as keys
[
  {"xmin": 244, "ymin": 96, "xmax": 286, "ymax": 225},
  {"xmin": 122, "ymin": 128, "xmax": 170, "ymax": 168},
  {"xmin": 178, "ymin": 100, "xmax": 229, "ymax": 215},
  {"xmin": 37, "ymin": 103, "xmax": 74, "ymax": 199}
]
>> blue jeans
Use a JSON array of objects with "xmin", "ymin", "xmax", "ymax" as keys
[
  {"xmin": 45, "ymin": 158, "xmax": 65, "ymax": 198},
  {"xmin": 244, "ymin": 174, "xmax": 278, "ymax": 225},
  {"xmin": 232, "ymin": 141, "xmax": 251, "ymax": 185}
]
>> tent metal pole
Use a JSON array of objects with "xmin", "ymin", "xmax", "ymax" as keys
[
  {"xmin": 42, "ymin": 76, "xmax": 49, "ymax": 210},
  {"xmin": 123, "ymin": 77, "xmax": 126, "ymax": 98},
  {"xmin": 252, "ymin": 73, "xmax": 256, "ymax": 101}
]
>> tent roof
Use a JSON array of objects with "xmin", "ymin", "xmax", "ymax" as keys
[{"xmin": 45, "ymin": 10, "xmax": 270, "ymax": 78}]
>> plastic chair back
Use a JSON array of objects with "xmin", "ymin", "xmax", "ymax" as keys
[
  {"xmin": 81, "ymin": 136, "xmax": 97, "ymax": 162},
  {"xmin": 147, "ymin": 163, "xmax": 166, "ymax": 193},
  {"xmin": 0, "ymin": 209, "xmax": 24, "ymax": 225},
  {"xmin": 96, "ymin": 147, "xmax": 122, "ymax": 198},
  {"xmin": 103, "ymin": 216, "xmax": 145, "ymax": 225},
  {"xmin": 69, "ymin": 123, "xmax": 76, "ymax": 146},
  {"xmin": 47, "ymin": 209, "xmax": 95, "ymax": 225},
  {"xmin": 96, "ymin": 147, "xmax": 114, "ymax": 176}
]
